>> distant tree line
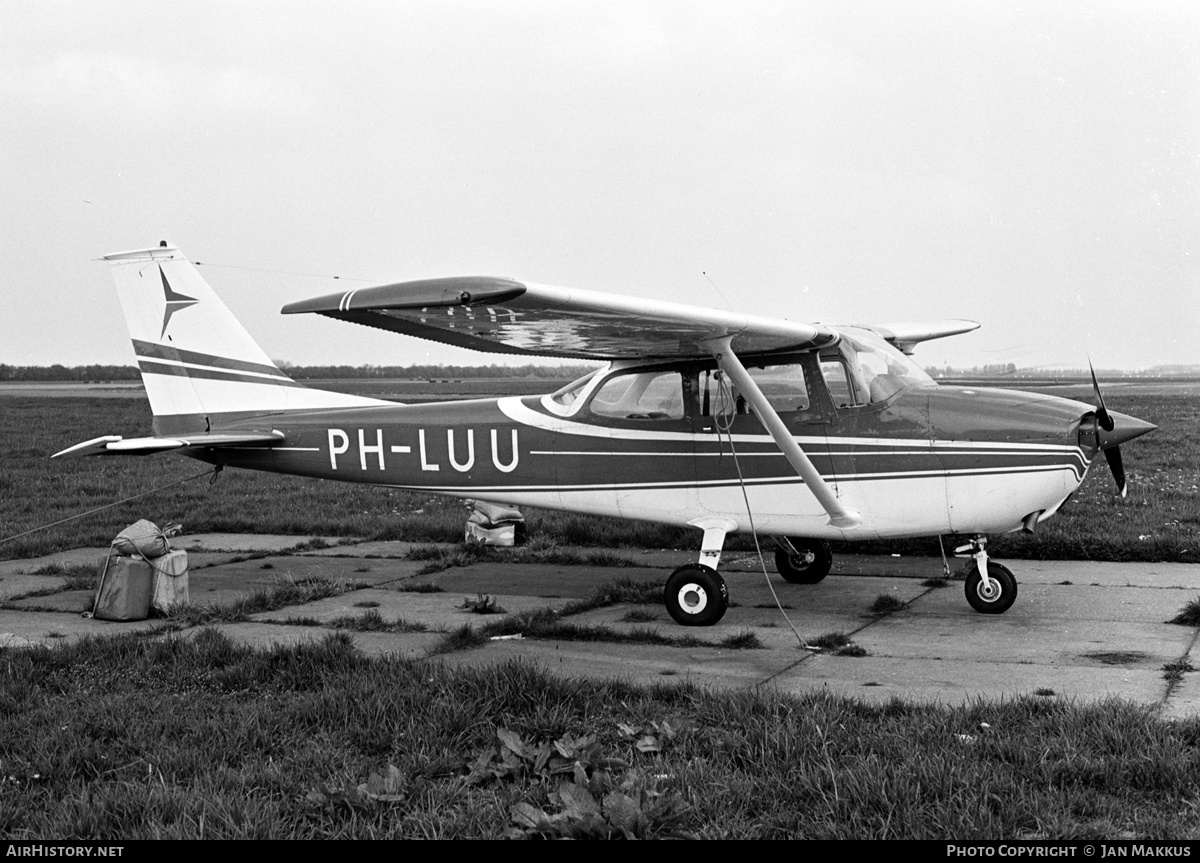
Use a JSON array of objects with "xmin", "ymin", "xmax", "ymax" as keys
[
  {"xmin": 0, "ymin": 364, "xmax": 142, "ymax": 381},
  {"xmin": 925, "ymin": 364, "xmax": 1200, "ymax": 378},
  {"xmin": 925, "ymin": 363, "xmax": 1019, "ymax": 378},
  {"xmin": 0, "ymin": 362, "xmax": 598, "ymax": 382},
  {"xmin": 280, "ymin": 362, "xmax": 599, "ymax": 380}
]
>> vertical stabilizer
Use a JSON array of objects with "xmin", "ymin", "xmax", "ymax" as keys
[{"xmin": 105, "ymin": 243, "xmax": 387, "ymax": 434}]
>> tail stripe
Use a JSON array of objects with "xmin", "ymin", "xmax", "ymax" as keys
[
  {"xmin": 132, "ymin": 340, "xmax": 291, "ymax": 380},
  {"xmin": 136, "ymin": 359, "xmax": 307, "ymax": 388}
]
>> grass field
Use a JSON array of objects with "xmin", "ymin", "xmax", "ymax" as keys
[{"xmin": 4, "ymin": 631, "xmax": 1200, "ymax": 839}]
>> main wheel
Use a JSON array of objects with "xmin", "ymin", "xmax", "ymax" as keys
[
  {"xmin": 964, "ymin": 561, "xmax": 1017, "ymax": 614},
  {"xmin": 774, "ymin": 537, "xmax": 833, "ymax": 584},
  {"xmin": 663, "ymin": 564, "xmax": 728, "ymax": 626}
]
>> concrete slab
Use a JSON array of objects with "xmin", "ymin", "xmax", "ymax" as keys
[
  {"xmin": 171, "ymin": 533, "xmax": 346, "ymax": 553},
  {"xmin": 0, "ymin": 572, "xmax": 73, "ymax": 602},
  {"xmin": 248, "ymin": 585, "xmax": 566, "ymax": 635},
  {"xmin": 395, "ymin": 562, "xmax": 664, "ymax": 600},
  {"xmin": 0, "ymin": 608, "xmax": 163, "ymax": 647},
  {"xmin": 0, "ymin": 548, "xmax": 110, "ymax": 577},
  {"xmin": 179, "ymin": 555, "xmax": 423, "ymax": 608},
  {"xmin": 771, "ymin": 654, "xmax": 1170, "ymax": 706},
  {"xmin": 194, "ymin": 621, "xmax": 444, "ymax": 661},
  {"xmin": 299, "ymin": 540, "xmax": 431, "ymax": 559},
  {"xmin": 5, "ymin": 588, "xmax": 95, "ymax": 614},
  {"xmin": 0, "ymin": 548, "xmax": 283, "ymax": 578},
  {"xmin": 1015, "ymin": 559, "xmax": 1200, "ymax": 589}
]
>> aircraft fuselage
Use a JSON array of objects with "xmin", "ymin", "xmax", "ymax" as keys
[{"xmin": 192, "ymin": 381, "xmax": 1106, "ymax": 541}]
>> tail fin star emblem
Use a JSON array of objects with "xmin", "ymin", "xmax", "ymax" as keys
[{"xmin": 158, "ymin": 265, "xmax": 198, "ymax": 337}]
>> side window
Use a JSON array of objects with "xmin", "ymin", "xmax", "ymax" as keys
[
  {"xmin": 698, "ymin": 369, "xmax": 744, "ymax": 417},
  {"xmin": 589, "ymin": 370, "xmax": 685, "ymax": 420},
  {"xmin": 698, "ymin": 363, "xmax": 813, "ymax": 417},
  {"xmin": 747, "ymin": 363, "xmax": 811, "ymax": 412},
  {"xmin": 820, "ymin": 359, "xmax": 862, "ymax": 408}
]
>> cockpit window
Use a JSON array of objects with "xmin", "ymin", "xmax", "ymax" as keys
[
  {"xmin": 824, "ymin": 328, "xmax": 934, "ymax": 407},
  {"xmin": 820, "ymin": 359, "xmax": 862, "ymax": 408},
  {"xmin": 589, "ymin": 370, "xmax": 685, "ymax": 420}
]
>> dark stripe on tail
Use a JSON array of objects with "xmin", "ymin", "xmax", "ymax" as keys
[
  {"xmin": 131, "ymin": 339, "xmax": 291, "ymax": 380},
  {"xmin": 137, "ymin": 360, "xmax": 306, "ymax": 388}
]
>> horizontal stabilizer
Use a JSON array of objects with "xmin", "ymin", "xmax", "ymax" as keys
[{"xmin": 53, "ymin": 430, "xmax": 285, "ymax": 459}]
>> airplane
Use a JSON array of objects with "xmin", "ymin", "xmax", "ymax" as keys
[{"xmin": 55, "ymin": 242, "xmax": 1157, "ymax": 626}]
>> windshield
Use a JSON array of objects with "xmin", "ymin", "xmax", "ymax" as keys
[{"xmin": 834, "ymin": 328, "xmax": 934, "ymax": 405}]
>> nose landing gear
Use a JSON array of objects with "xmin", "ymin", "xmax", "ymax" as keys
[{"xmin": 957, "ymin": 536, "xmax": 1018, "ymax": 614}]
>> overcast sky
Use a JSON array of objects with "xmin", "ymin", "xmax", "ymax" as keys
[{"xmin": 2, "ymin": 1, "xmax": 1197, "ymax": 371}]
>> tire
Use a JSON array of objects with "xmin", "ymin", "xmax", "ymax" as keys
[
  {"xmin": 774, "ymin": 537, "xmax": 833, "ymax": 584},
  {"xmin": 663, "ymin": 564, "xmax": 728, "ymax": 626},
  {"xmin": 964, "ymin": 561, "xmax": 1017, "ymax": 614}
]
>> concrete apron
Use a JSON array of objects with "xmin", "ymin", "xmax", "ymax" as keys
[{"xmin": 2, "ymin": 534, "xmax": 1199, "ymax": 718}]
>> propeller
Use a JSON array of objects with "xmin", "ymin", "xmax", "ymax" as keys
[
  {"xmin": 1089, "ymin": 360, "xmax": 1114, "ymax": 433},
  {"xmin": 1086, "ymin": 360, "xmax": 1156, "ymax": 498}
]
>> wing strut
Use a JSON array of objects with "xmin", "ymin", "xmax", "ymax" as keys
[{"xmin": 705, "ymin": 337, "xmax": 861, "ymax": 530}]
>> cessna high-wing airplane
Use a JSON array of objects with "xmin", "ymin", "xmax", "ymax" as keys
[{"xmin": 56, "ymin": 243, "xmax": 1156, "ymax": 626}]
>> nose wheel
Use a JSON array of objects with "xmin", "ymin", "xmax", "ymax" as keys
[
  {"xmin": 964, "ymin": 561, "xmax": 1017, "ymax": 614},
  {"xmin": 957, "ymin": 537, "xmax": 1018, "ymax": 615}
]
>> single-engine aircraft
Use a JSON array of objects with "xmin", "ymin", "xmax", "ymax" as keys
[{"xmin": 56, "ymin": 243, "xmax": 1157, "ymax": 626}]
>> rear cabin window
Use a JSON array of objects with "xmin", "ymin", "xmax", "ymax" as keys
[{"xmin": 589, "ymin": 370, "xmax": 685, "ymax": 420}]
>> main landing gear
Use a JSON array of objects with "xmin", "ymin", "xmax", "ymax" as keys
[
  {"xmin": 664, "ymin": 564, "xmax": 728, "ymax": 626},
  {"xmin": 663, "ymin": 518, "xmax": 734, "ymax": 626},
  {"xmin": 774, "ymin": 537, "xmax": 833, "ymax": 584}
]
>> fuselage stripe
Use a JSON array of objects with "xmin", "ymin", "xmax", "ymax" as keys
[{"xmin": 365, "ymin": 463, "xmax": 1084, "ymax": 496}]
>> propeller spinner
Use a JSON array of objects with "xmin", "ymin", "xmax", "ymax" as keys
[{"xmin": 1086, "ymin": 362, "xmax": 1157, "ymax": 497}]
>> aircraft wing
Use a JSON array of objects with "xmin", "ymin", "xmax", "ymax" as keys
[
  {"xmin": 52, "ymin": 431, "xmax": 285, "ymax": 458},
  {"xmin": 282, "ymin": 278, "xmax": 840, "ymax": 360},
  {"xmin": 865, "ymin": 320, "xmax": 981, "ymax": 355}
]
